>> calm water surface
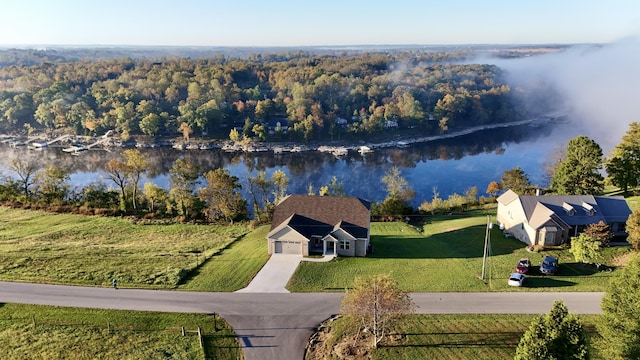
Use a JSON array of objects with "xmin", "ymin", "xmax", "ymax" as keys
[{"xmin": 0, "ymin": 121, "xmax": 581, "ymax": 207}]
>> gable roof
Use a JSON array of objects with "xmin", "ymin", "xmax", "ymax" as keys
[
  {"xmin": 270, "ymin": 195, "xmax": 371, "ymax": 238},
  {"xmin": 500, "ymin": 190, "xmax": 631, "ymax": 229}
]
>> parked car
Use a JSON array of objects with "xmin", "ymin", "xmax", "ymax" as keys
[
  {"xmin": 508, "ymin": 272, "xmax": 525, "ymax": 287},
  {"xmin": 516, "ymin": 258, "xmax": 531, "ymax": 274},
  {"xmin": 540, "ymin": 256, "xmax": 559, "ymax": 275}
]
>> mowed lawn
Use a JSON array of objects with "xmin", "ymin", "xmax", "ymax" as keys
[
  {"xmin": 0, "ymin": 207, "xmax": 249, "ymax": 288},
  {"xmin": 180, "ymin": 225, "xmax": 271, "ymax": 291},
  {"xmin": 308, "ymin": 314, "xmax": 602, "ymax": 360},
  {"xmin": 288, "ymin": 213, "xmax": 630, "ymax": 292},
  {"xmin": 0, "ymin": 303, "xmax": 240, "ymax": 359}
]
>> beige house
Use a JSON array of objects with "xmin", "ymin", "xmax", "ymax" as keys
[
  {"xmin": 267, "ymin": 195, "xmax": 371, "ymax": 256},
  {"xmin": 496, "ymin": 189, "xmax": 631, "ymax": 247}
]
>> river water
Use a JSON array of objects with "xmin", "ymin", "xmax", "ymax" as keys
[{"xmin": 0, "ymin": 121, "xmax": 580, "ymax": 207}]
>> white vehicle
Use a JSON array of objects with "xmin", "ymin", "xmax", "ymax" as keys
[{"xmin": 508, "ymin": 272, "xmax": 525, "ymax": 287}]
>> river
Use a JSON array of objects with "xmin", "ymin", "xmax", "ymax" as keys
[{"xmin": 0, "ymin": 120, "xmax": 580, "ymax": 208}]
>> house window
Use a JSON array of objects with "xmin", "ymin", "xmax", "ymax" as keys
[{"xmin": 339, "ymin": 239, "xmax": 350, "ymax": 250}]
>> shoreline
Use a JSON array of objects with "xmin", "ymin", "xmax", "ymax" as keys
[{"xmin": 1, "ymin": 112, "xmax": 567, "ymax": 155}]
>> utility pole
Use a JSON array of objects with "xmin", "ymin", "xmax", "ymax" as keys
[{"xmin": 481, "ymin": 215, "xmax": 492, "ymax": 280}]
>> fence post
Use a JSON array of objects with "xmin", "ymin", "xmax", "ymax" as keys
[
  {"xmin": 32, "ymin": 316, "xmax": 35, "ymax": 326},
  {"xmin": 107, "ymin": 321, "xmax": 110, "ymax": 333},
  {"xmin": 213, "ymin": 313, "xmax": 217, "ymax": 332},
  {"xmin": 182, "ymin": 326, "xmax": 185, "ymax": 336},
  {"xmin": 197, "ymin": 327, "xmax": 203, "ymax": 348}
]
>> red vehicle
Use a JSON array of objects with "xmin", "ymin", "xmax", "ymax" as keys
[{"xmin": 516, "ymin": 258, "xmax": 531, "ymax": 274}]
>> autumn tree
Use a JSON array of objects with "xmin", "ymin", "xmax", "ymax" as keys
[
  {"xmin": 10, "ymin": 158, "xmax": 39, "ymax": 198},
  {"xmin": 271, "ymin": 169, "xmax": 289, "ymax": 205},
  {"xmin": 143, "ymin": 182, "xmax": 167, "ymax": 213},
  {"xmin": 625, "ymin": 209, "xmax": 640, "ymax": 251},
  {"xmin": 486, "ymin": 181, "xmax": 502, "ymax": 197},
  {"xmin": 551, "ymin": 136, "xmax": 604, "ymax": 195},
  {"xmin": 605, "ymin": 122, "xmax": 640, "ymax": 193},
  {"xmin": 198, "ymin": 168, "xmax": 247, "ymax": 223},
  {"xmin": 246, "ymin": 170, "xmax": 274, "ymax": 223},
  {"xmin": 104, "ymin": 158, "xmax": 131, "ymax": 211},
  {"xmin": 122, "ymin": 149, "xmax": 148, "ymax": 210},
  {"xmin": 340, "ymin": 274, "xmax": 415, "ymax": 349},
  {"xmin": 319, "ymin": 176, "xmax": 345, "ymax": 196},
  {"xmin": 598, "ymin": 255, "xmax": 640, "ymax": 359},
  {"xmin": 33, "ymin": 165, "xmax": 70, "ymax": 204},
  {"xmin": 500, "ymin": 167, "xmax": 532, "ymax": 195},
  {"xmin": 583, "ymin": 221, "xmax": 613, "ymax": 247},
  {"xmin": 169, "ymin": 158, "xmax": 200, "ymax": 219},
  {"xmin": 514, "ymin": 300, "xmax": 589, "ymax": 360}
]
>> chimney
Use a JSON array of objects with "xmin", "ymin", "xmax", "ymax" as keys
[{"xmin": 535, "ymin": 188, "xmax": 542, "ymax": 196}]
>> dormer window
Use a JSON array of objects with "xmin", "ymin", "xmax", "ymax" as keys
[
  {"xmin": 562, "ymin": 202, "xmax": 575, "ymax": 216},
  {"xmin": 582, "ymin": 202, "xmax": 595, "ymax": 216}
]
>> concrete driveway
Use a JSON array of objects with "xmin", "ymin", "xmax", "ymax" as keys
[{"xmin": 236, "ymin": 254, "xmax": 303, "ymax": 293}]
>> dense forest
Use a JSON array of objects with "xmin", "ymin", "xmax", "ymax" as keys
[{"xmin": 0, "ymin": 48, "xmax": 562, "ymax": 143}]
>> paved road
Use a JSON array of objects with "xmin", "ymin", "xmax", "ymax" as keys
[{"xmin": 0, "ymin": 282, "xmax": 604, "ymax": 359}]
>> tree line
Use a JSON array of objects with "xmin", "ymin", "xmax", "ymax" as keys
[{"xmin": 0, "ymin": 50, "xmax": 559, "ymax": 143}]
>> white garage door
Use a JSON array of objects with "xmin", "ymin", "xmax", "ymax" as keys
[{"xmin": 274, "ymin": 241, "xmax": 300, "ymax": 254}]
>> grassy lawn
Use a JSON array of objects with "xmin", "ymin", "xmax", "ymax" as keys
[
  {"xmin": 0, "ymin": 303, "xmax": 240, "ymax": 359},
  {"xmin": 180, "ymin": 225, "xmax": 271, "ymax": 291},
  {"xmin": 288, "ymin": 211, "xmax": 631, "ymax": 292},
  {"xmin": 0, "ymin": 207, "xmax": 250, "ymax": 289},
  {"xmin": 307, "ymin": 313, "xmax": 602, "ymax": 360}
]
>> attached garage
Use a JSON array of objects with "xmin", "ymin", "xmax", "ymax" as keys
[{"xmin": 274, "ymin": 240, "xmax": 301, "ymax": 254}]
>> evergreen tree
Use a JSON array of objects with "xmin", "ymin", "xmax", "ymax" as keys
[
  {"xmin": 551, "ymin": 136, "xmax": 604, "ymax": 195},
  {"xmin": 605, "ymin": 122, "xmax": 640, "ymax": 193},
  {"xmin": 598, "ymin": 255, "xmax": 640, "ymax": 359},
  {"xmin": 514, "ymin": 300, "xmax": 589, "ymax": 360}
]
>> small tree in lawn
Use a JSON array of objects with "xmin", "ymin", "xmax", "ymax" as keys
[
  {"xmin": 569, "ymin": 233, "xmax": 603, "ymax": 267},
  {"xmin": 340, "ymin": 274, "xmax": 415, "ymax": 349},
  {"xmin": 583, "ymin": 221, "xmax": 613, "ymax": 247},
  {"xmin": 514, "ymin": 300, "xmax": 589, "ymax": 360}
]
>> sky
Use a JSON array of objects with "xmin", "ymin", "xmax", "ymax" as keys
[{"xmin": 1, "ymin": 0, "xmax": 639, "ymax": 47}]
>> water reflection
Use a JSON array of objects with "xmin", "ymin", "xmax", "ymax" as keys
[{"xmin": 0, "ymin": 122, "xmax": 575, "ymax": 206}]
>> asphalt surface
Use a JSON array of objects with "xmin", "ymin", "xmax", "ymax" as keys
[{"xmin": 0, "ymin": 281, "xmax": 604, "ymax": 360}]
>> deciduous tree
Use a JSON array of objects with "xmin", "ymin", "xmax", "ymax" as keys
[
  {"xmin": 583, "ymin": 221, "xmax": 613, "ymax": 247},
  {"xmin": 123, "ymin": 149, "xmax": 148, "ymax": 210},
  {"xmin": 169, "ymin": 158, "xmax": 200, "ymax": 219},
  {"xmin": 341, "ymin": 274, "xmax": 415, "ymax": 349},
  {"xmin": 104, "ymin": 159, "xmax": 131, "ymax": 211},
  {"xmin": 569, "ymin": 232, "xmax": 603, "ymax": 266},
  {"xmin": 625, "ymin": 209, "xmax": 640, "ymax": 251},
  {"xmin": 10, "ymin": 158, "xmax": 39, "ymax": 198},
  {"xmin": 514, "ymin": 300, "xmax": 589, "ymax": 360},
  {"xmin": 33, "ymin": 165, "xmax": 69, "ymax": 204},
  {"xmin": 198, "ymin": 168, "xmax": 247, "ymax": 223}
]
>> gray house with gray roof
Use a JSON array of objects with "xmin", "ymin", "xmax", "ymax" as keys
[{"xmin": 496, "ymin": 189, "xmax": 631, "ymax": 246}]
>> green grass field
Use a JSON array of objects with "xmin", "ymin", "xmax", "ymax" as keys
[
  {"xmin": 0, "ymin": 207, "xmax": 250, "ymax": 289},
  {"xmin": 180, "ymin": 225, "xmax": 271, "ymax": 291},
  {"xmin": 288, "ymin": 212, "xmax": 630, "ymax": 292},
  {"xmin": 307, "ymin": 313, "xmax": 602, "ymax": 360},
  {"xmin": 0, "ymin": 303, "xmax": 241, "ymax": 359}
]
